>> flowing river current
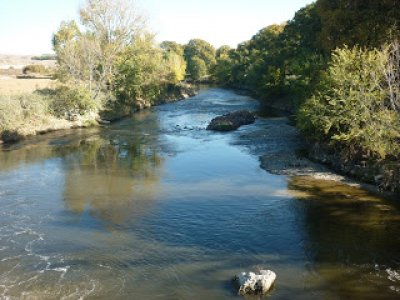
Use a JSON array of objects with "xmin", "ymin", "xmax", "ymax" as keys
[{"xmin": 0, "ymin": 88, "xmax": 400, "ymax": 299}]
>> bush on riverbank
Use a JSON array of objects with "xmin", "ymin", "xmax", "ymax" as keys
[
  {"xmin": 0, "ymin": 93, "xmax": 50, "ymax": 131},
  {"xmin": 298, "ymin": 45, "xmax": 400, "ymax": 160},
  {"xmin": 0, "ymin": 93, "xmax": 52, "ymax": 142},
  {"xmin": 51, "ymin": 85, "xmax": 101, "ymax": 116}
]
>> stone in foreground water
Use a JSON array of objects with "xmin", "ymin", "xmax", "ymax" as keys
[{"xmin": 235, "ymin": 270, "xmax": 276, "ymax": 295}]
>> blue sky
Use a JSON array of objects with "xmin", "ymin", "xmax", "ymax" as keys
[{"xmin": 0, "ymin": 0, "xmax": 314, "ymax": 55}]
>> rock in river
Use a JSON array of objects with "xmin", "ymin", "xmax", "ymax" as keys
[
  {"xmin": 207, "ymin": 110, "xmax": 256, "ymax": 131},
  {"xmin": 235, "ymin": 270, "xmax": 276, "ymax": 295}
]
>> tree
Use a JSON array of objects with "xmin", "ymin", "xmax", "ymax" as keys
[
  {"xmin": 54, "ymin": 0, "xmax": 147, "ymax": 94},
  {"xmin": 160, "ymin": 41, "xmax": 184, "ymax": 56},
  {"xmin": 213, "ymin": 4, "xmax": 325, "ymax": 109},
  {"xmin": 79, "ymin": 0, "xmax": 147, "ymax": 90},
  {"xmin": 114, "ymin": 34, "xmax": 168, "ymax": 105},
  {"xmin": 187, "ymin": 56, "xmax": 207, "ymax": 81},
  {"xmin": 164, "ymin": 52, "xmax": 186, "ymax": 83},
  {"xmin": 276, "ymin": 3, "xmax": 325, "ymax": 106},
  {"xmin": 53, "ymin": 21, "xmax": 83, "ymax": 83},
  {"xmin": 160, "ymin": 41, "xmax": 186, "ymax": 83},
  {"xmin": 184, "ymin": 39, "xmax": 216, "ymax": 81},
  {"xmin": 382, "ymin": 40, "xmax": 400, "ymax": 113},
  {"xmin": 298, "ymin": 46, "xmax": 400, "ymax": 159},
  {"xmin": 80, "ymin": 0, "xmax": 146, "ymax": 47},
  {"xmin": 316, "ymin": 0, "xmax": 400, "ymax": 53},
  {"xmin": 212, "ymin": 45, "xmax": 233, "ymax": 84}
]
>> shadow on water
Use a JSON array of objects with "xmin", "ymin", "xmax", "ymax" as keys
[{"xmin": 288, "ymin": 176, "xmax": 400, "ymax": 299}]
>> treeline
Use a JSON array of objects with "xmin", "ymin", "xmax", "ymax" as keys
[
  {"xmin": 211, "ymin": 0, "xmax": 400, "ymax": 191},
  {"xmin": 213, "ymin": 1, "xmax": 399, "ymax": 108}
]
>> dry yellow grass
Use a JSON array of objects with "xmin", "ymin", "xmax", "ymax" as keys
[
  {"xmin": 0, "ymin": 57, "xmax": 95, "ymax": 143},
  {"xmin": 0, "ymin": 54, "xmax": 56, "ymax": 69},
  {"xmin": 0, "ymin": 78, "xmax": 55, "ymax": 95},
  {"xmin": 0, "ymin": 91, "xmax": 96, "ymax": 143}
]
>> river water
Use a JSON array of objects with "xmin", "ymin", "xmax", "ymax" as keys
[{"xmin": 0, "ymin": 88, "xmax": 399, "ymax": 299}]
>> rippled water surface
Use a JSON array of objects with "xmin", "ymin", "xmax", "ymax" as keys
[{"xmin": 0, "ymin": 88, "xmax": 400, "ymax": 299}]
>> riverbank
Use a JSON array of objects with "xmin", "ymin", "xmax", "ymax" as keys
[
  {"xmin": 249, "ymin": 115, "xmax": 398, "ymax": 198},
  {"xmin": 307, "ymin": 143, "xmax": 400, "ymax": 195},
  {"xmin": 99, "ymin": 83, "xmax": 197, "ymax": 122},
  {"xmin": 0, "ymin": 114, "xmax": 97, "ymax": 144},
  {"xmin": 0, "ymin": 83, "xmax": 197, "ymax": 145},
  {"xmin": 255, "ymin": 118, "xmax": 384, "ymax": 192}
]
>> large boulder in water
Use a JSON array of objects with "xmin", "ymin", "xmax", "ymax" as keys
[
  {"xmin": 207, "ymin": 110, "xmax": 256, "ymax": 131},
  {"xmin": 235, "ymin": 270, "xmax": 276, "ymax": 295}
]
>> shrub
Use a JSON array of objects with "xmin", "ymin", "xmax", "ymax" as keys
[
  {"xmin": 0, "ymin": 93, "xmax": 50, "ymax": 131},
  {"xmin": 51, "ymin": 85, "xmax": 99, "ymax": 115},
  {"xmin": 23, "ymin": 64, "xmax": 48, "ymax": 75},
  {"xmin": 297, "ymin": 46, "xmax": 400, "ymax": 159}
]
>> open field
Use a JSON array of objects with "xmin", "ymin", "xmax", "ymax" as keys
[
  {"xmin": 0, "ymin": 54, "xmax": 56, "ymax": 95},
  {"xmin": 0, "ymin": 54, "xmax": 56, "ymax": 70},
  {"xmin": 0, "ymin": 77, "xmax": 55, "ymax": 95}
]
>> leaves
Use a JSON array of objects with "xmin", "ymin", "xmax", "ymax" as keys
[{"xmin": 298, "ymin": 46, "xmax": 400, "ymax": 159}]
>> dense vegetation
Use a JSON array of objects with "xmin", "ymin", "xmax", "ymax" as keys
[{"xmin": 213, "ymin": 4, "xmax": 325, "ymax": 108}]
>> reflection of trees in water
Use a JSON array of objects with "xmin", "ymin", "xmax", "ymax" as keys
[
  {"xmin": 288, "ymin": 176, "xmax": 400, "ymax": 299},
  {"xmin": 0, "ymin": 128, "xmax": 101, "ymax": 172},
  {"xmin": 0, "ymin": 110, "xmax": 165, "ymax": 225},
  {"xmin": 0, "ymin": 144, "xmax": 55, "ymax": 172},
  {"xmin": 61, "ymin": 133, "xmax": 164, "ymax": 225}
]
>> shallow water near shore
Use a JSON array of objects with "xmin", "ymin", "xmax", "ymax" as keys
[{"xmin": 0, "ymin": 88, "xmax": 399, "ymax": 299}]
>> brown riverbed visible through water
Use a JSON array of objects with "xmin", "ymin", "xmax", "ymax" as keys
[{"xmin": 0, "ymin": 88, "xmax": 399, "ymax": 299}]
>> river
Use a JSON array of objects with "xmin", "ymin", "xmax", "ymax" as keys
[{"xmin": 0, "ymin": 88, "xmax": 399, "ymax": 299}]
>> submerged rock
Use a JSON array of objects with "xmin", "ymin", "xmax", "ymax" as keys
[
  {"xmin": 207, "ymin": 110, "xmax": 256, "ymax": 131},
  {"xmin": 235, "ymin": 270, "xmax": 276, "ymax": 295}
]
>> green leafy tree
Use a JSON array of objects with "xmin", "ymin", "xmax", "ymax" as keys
[
  {"xmin": 212, "ymin": 45, "xmax": 233, "ymax": 84},
  {"xmin": 214, "ymin": 4, "xmax": 324, "ymax": 109},
  {"xmin": 298, "ymin": 46, "xmax": 400, "ymax": 159},
  {"xmin": 114, "ymin": 35, "xmax": 168, "ymax": 105},
  {"xmin": 160, "ymin": 41, "xmax": 185, "ymax": 56},
  {"xmin": 160, "ymin": 41, "xmax": 186, "ymax": 83},
  {"xmin": 187, "ymin": 56, "xmax": 208, "ymax": 81},
  {"xmin": 316, "ymin": 0, "xmax": 400, "ymax": 53},
  {"xmin": 53, "ymin": 0, "xmax": 157, "ymax": 113},
  {"xmin": 276, "ymin": 3, "xmax": 325, "ymax": 106},
  {"xmin": 184, "ymin": 39, "xmax": 216, "ymax": 81}
]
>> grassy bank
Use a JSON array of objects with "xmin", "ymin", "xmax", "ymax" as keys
[
  {"xmin": 0, "ymin": 79, "xmax": 197, "ymax": 144},
  {"xmin": 0, "ymin": 92, "xmax": 97, "ymax": 144}
]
